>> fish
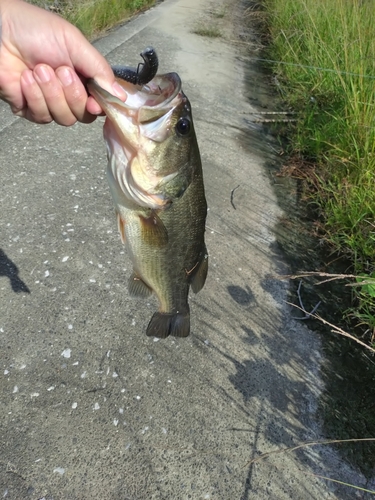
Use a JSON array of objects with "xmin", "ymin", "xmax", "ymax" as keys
[{"xmin": 87, "ymin": 70, "xmax": 208, "ymax": 338}]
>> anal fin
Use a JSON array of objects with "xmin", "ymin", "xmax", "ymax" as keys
[
  {"xmin": 128, "ymin": 272, "xmax": 153, "ymax": 298},
  {"xmin": 189, "ymin": 245, "xmax": 208, "ymax": 294}
]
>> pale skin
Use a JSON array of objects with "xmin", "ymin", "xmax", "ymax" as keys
[{"xmin": 0, "ymin": 0, "xmax": 126, "ymax": 126}]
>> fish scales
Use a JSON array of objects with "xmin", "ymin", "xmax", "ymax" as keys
[
  {"xmin": 122, "ymin": 154, "xmax": 206, "ymax": 308},
  {"xmin": 88, "ymin": 60, "xmax": 208, "ymax": 339}
]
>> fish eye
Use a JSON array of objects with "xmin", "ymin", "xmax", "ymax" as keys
[{"xmin": 176, "ymin": 117, "xmax": 191, "ymax": 136}]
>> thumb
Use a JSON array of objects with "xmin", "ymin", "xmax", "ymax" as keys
[{"xmin": 66, "ymin": 28, "xmax": 127, "ymax": 101}]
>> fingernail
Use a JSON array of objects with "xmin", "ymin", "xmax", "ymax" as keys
[
  {"xmin": 112, "ymin": 82, "xmax": 127, "ymax": 101},
  {"xmin": 34, "ymin": 65, "xmax": 52, "ymax": 83},
  {"xmin": 57, "ymin": 67, "xmax": 74, "ymax": 86},
  {"xmin": 21, "ymin": 69, "xmax": 35, "ymax": 86}
]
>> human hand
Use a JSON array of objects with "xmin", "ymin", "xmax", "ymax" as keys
[{"xmin": 0, "ymin": 0, "xmax": 126, "ymax": 125}]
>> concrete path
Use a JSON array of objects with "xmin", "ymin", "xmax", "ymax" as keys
[{"xmin": 0, "ymin": 0, "xmax": 370, "ymax": 498}]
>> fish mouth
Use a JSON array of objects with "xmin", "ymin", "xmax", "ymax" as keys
[
  {"xmin": 87, "ymin": 73, "xmax": 184, "ymax": 209},
  {"xmin": 87, "ymin": 72, "xmax": 182, "ymax": 121},
  {"xmin": 87, "ymin": 72, "xmax": 183, "ymax": 146}
]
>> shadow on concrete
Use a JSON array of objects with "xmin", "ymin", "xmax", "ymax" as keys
[
  {"xmin": 221, "ymin": 38, "xmax": 372, "ymax": 497},
  {"xmin": 0, "ymin": 248, "xmax": 30, "ymax": 293},
  {"xmin": 227, "ymin": 285, "xmax": 255, "ymax": 306}
]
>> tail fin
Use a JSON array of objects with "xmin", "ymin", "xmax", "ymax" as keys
[{"xmin": 146, "ymin": 308, "xmax": 190, "ymax": 338}]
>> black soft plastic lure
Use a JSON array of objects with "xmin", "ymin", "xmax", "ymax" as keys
[{"xmin": 111, "ymin": 47, "xmax": 158, "ymax": 85}]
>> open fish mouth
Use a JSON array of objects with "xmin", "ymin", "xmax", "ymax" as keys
[
  {"xmin": 125, "ymin": 72, "xmax": 182, "ymax": 112},
  {"xmin": 87, "ymin": 72, "xmax": 182, "ymax": 126},
  {"xmin": 87, "ymin": 73, "xmax": 188, "ymax": 210}
]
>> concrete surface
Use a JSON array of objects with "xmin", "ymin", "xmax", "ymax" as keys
[{"xmin": 0, "ymin": 0, "xmax": 372, "ymax": 498}]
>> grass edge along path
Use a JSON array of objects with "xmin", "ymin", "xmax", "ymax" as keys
[
  {"xmin": 263, "ymin": 0, "xmax": 375, "ymax": 340},
  {"xmin": 28, "ymin": 0, "xmax": 156, "ymax": 40}
]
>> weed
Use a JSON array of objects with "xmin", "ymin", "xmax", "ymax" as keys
[
  {"xmin": 247, "ymin": 435, "xmax": 375, "ymax": 493},
  {"xmin": 264, "ymin": 0, "xmax": 375, "ymax": 333},
  {"xmin": 212, "ymin": 8, "xmax": 226, "ymax": 19},
  {"xmin": 28, "ymin": 0, "xmax": 154, "ymax": 39},
  {"xmin": 193, "ymin": 24, "xmax": 222, "ymax": 38}
]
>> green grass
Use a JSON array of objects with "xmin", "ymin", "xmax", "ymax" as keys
[
  {"xmin": 211, "ymin": 7, "xmax": 226, "ymax": 19},
  {"xmin": 193, "ymin": 24, "xmax": 222, "ymax": 38},
  {"xmin": 28, "ymin": 0, "xmax": 154, "ymax": 39},
  {"xmin": 264, "ymin": 0, "xmax": 375, "ymax": 333}
]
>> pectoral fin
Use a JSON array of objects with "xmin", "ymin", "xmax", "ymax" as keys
[
  {"xmin": 116, "ymin": 211, "xmax": 126, "ymax": 244},
  {"xmin": 139, "ymin": 211, "xmax": 168, "ymax": 247},
  {"xmin": 128, "ymin": 272, "xmax": 153, "ymax": 298},
  {"xmin": 189, "ymin": 246, "xmax": 208, "ymax": 294}
]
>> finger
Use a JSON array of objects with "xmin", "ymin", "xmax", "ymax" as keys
[
  {"xmin": 85, "ymin": 81, "xmax": 127, "ymax": 116},
  {"xmin": 19, "ymin": 69, "xmax": 53, "ymax": 123},
  {"xmin": 65, "ymin": 29, "xmax": 127, "ymax": 101},
  {"xmin": 86, "ymin": 95, "xmax": 105, "ymax": 116},
  {"xmin": 55, "ymin": 66, "xmax": 96, "ymax": 124},
  {"xmin": 33, "ymin": 64, "xmax": 78, "ymax": 126},
  {"xmin": 0, "ymin": 75, "xmax": 26, "ymax": 116}
]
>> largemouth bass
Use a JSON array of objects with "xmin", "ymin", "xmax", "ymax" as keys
[{"xmin": 87, "ymin": 70, "xmax": 208, "ymax": 338}]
